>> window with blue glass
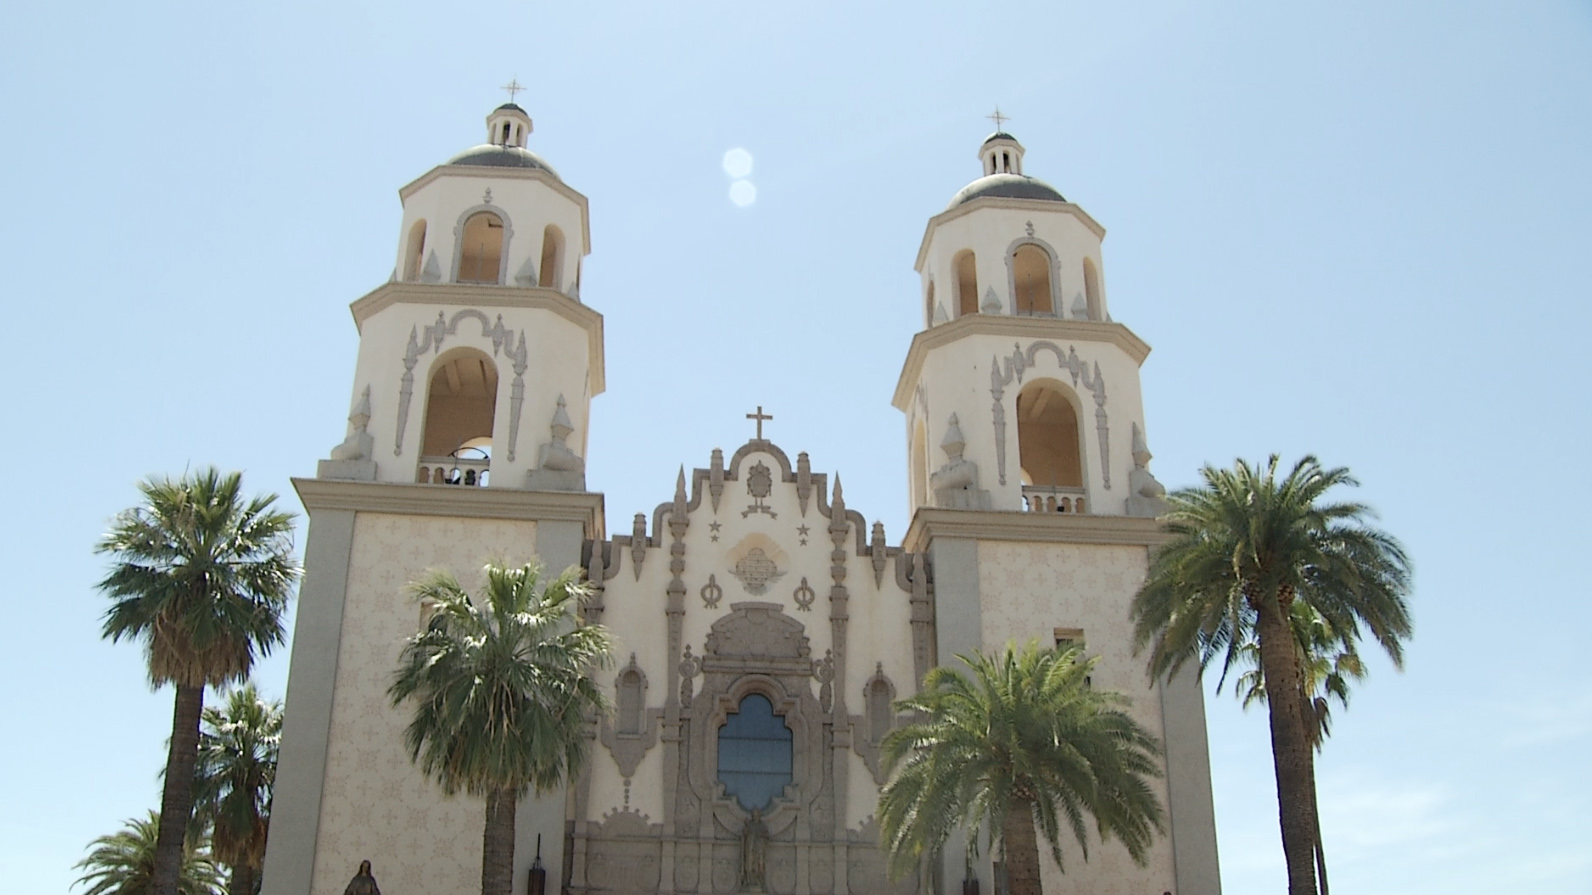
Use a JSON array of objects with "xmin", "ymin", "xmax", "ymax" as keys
[{"xmin": 717, "ymin": 693, "xmax": 793, "ymax": 811}]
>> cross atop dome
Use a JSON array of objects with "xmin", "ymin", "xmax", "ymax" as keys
[
  {"xmin": 986, "ymin": 106, "xmax": 1010, "ymax": 133},
  {"xmin": 501, "ymin": 77, "xmax": 526, "ymax": 104}
]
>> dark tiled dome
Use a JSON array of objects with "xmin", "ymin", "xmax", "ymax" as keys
[
  {"xmin": 947, "ymin": 173, "xmax": 1065, "ymax": 210},
  {"xmin": 445, "ymin": 144, "xmax": 560, "ymax": 177}
]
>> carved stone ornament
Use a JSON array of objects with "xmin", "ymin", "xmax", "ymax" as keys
[
  {"xmin": 597, "ymin": 654, "xmax": 659, "ymax": 778},
  {"xmin": 743, "ymin": 461, "xmax": 777, "ymax": 518},
  {"xmin": 929, "ymin": 412, "xmax": 992, "ymax": 509},
  {"xmin": 989, "ymin": 340, "xmax": 1112, "ymax": 489},
  {"xmin": 393, "ymin": 309, "xmax": 528, "ymax": 461},
  {"xmin": 730, "ymin": 548, "xmax": 785, "ymax": 596},
  {"xmin": 525, "ymin": 394, "xmax": 585, "ymax": 491},
  {"xmin": 700, "ymin": 574, "xmax": 724, "ymax": 609},
  {"xmin": 792, "ymin": 577, "xmax": 815, "ymax": 612},
  {"xmin": 319, "ymin": 386, "xmax": 377, "ymax": 481},
  {"xmin": 982, "ymin": 285, "xmax": 1004, "ymax": 315},
  {"xmin": 1127, "ymin": 422, "xmax": 1169, "ymax": 518},
  {"xmin": 420, "ymin": 249, "xmax": 442, "ymax": 283}
]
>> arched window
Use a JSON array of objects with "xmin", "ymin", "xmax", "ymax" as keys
[
  {"xmin": 458, "ymin": 212, "xmax": 505, "ymax": 284},
  {"xmin": 403, "ymin": 219, "xmax": 427, "ymax": 282},
  {"xmin": 1012, "ymin": 244, "xmax": 1053, "ymax": 315},
  {"xmin": 866, "ymin": 676, "xmax": 894, "ymax": 745},
  {"xmin": 418, "ymin": 348, "xmax": 498, "ymax": 486},
  {"xmin": 616, "ymin": 665, "xmax": 645, "ymax": 735},
  {"xmin": 911, "ymin": 420, "xmax": 928, "ymax": 508},
  {"xmin": 539, "ymin": 224, "xmax": 564, "ymax": 290},
  {"xmin": 1016, "ymin": 380, "xmax": 1084, "ymax": 489},
  {"xmin": 954, "ymin": 250, "xmax": 978, "ymax": 317},
  {"xmin": 1082, "ymin": 257, "xmax": 1102, "ymax": 320},
  {"xmin": 717, "ymin": 693, "xmax": 792, "ymax": 812}
]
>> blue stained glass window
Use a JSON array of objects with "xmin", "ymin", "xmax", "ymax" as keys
[{"xmin": 717, "ymin": 693, "xmax": 793, "ymax": 811}]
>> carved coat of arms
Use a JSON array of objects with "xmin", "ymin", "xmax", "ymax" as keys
[{"xmin": 743, "ymin": 461, "xmax": 776, "ymax": 518}]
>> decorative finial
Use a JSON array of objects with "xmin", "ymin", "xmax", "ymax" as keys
[
  {"xmin": 501, "ymin": 78, "xmax": 526, "ymax": 103},
  {"xmin": 987, "ymin": 106, "xmax": 1010, "ymax": 132},
  {"xmin": 746, "ymin": 405, "xmax": 773, "ymax": 441}
]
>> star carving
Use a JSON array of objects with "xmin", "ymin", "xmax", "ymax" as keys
[
  {"xmin": 797, "ymin": 524, "xmax": 810, "ymax": 546},
  {"xmin": 709, "ymin": 521, "xmax": 722, "ymax": 542}
]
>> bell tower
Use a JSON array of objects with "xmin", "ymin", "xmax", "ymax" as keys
[
  {"xmin": 264, "ymin": 100, "xmax": 606, "ymax": 895},
  {"xmin": 895, "ymin": 126, "xmax": 1221, "ymax": 895}
]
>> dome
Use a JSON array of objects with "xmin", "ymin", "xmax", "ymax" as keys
[
  {"xmin": 445, "ymin": 144, "xmax": 560, "ymax": 177},
  {"xmin": 946, "ymin": 172, "xmax": 1065, "ymax": 209}
]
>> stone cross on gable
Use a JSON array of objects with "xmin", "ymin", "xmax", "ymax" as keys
[{"xmin": 746, "ymin": 406, "xmax": 773, "ymax": 441}]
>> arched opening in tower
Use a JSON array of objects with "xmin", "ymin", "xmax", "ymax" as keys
[
  {"xmin": 404, "ymin": 219, "xmax": 427, "ymax": 282},
  {"xmin": 1016, "ymin": 379, "xmax": 1084, "ymax": 489},
  {"xmin": 539, "ymin": 224, "xmax": 564, "ymax": 289},
  {"xmin": 458, "ymin": 212, "xmax": 505, "ymax": 284},
  {"xmin": 418, "ymin": 347, "xmax": 499, "ymax": 485},
  {"xmin": 1012, "ymin": 244, "xmax": 1053, "ymax": 315},
  {"xmin": 954, "ymin": 250, "xmax": 978, "ymax": 317}
]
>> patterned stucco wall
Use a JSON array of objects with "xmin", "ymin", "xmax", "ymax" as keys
[
  {"xmin": 310, "ymin": 513, "xmax": 538, "ymax": 895},
  {"xmin": 976, "ymin": 541, "xmax": 1177, "ymax": 895}
]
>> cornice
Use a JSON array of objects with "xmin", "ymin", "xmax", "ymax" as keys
[
  {"xmin": 348, "ymin": 282, "xmax": 606, "ymax": 394},
  {"xmin": 902, "ymin": 507, "xmax": 1169, "ymax": 553},
  {"xmin": 892, "ymin": 316, "xmax": 1151, "ymax": 410},
  {"xmin": 293, "ymin": 478, "xmax": 606, "ymax": 538},
  {"xmin": 398, "ymin": 164, "xmax": 592, "ymax": 255},
  {"xmin": 915, "ymin": 198, "xmax": 1107, "ymax": 272}
]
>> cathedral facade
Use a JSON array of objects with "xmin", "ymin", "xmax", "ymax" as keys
[{"xmin": 261, "ymin": 102, "xmax": 1222, "ymax": 895}]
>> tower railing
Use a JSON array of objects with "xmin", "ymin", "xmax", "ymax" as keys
[
  {"xmin": 1021, "ymin": 484, "xmax": 1087, "ymax": 514},
  {"xmin": 417, "ymin": 452, "xmax": 491, "ymax": 487}
]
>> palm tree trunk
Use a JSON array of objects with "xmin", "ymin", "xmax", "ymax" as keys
[
  {"xmin": 1301, "ymin": 744, "xmax": 1328, "ymax": 895},
  {"xmin": 230, "ymin": 861, "xmax": 258, "ymax": 895},
  {"xmin": 1253, "ymin": 595, "xmax": 1319, "ymax": 895},
  {"xmin": 1002, "ymin": 798, "xmax": 1043, "ymax": 895},
  {"xmin": 481, "ymin": 787, "xmax": 517, "ymax": 895},
  {"xmin": 153, "ymin": 683, "xmax": 205, "ymax": 895}
]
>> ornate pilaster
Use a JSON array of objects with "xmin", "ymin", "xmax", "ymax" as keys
[{"xmin": 827, "ymin": 476, "xmax": 852, "ymax": 895}]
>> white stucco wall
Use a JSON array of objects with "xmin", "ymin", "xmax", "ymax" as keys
[
  {"xmin": 919, "ymin": 203, "xmax": 1107, "ymax": 323},
  {"xmin": 396, "ymin": 170, "xmax": 588, "ymax": 297},
  {"xmin": 976, "ymin": 540, "xmax": 1177, "ymax": 895},
  {"xmin": 309, "ymin": 512, "xmax": 539, "ymax": 895},
  {"xmin": 340, "ymin": 299, "xmax": 594, "ymax": 489},
  {"xmin": 905, "ymin": 330, "xmax": 1149, "ymax": 517}
]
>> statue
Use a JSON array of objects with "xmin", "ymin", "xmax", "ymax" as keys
[
  {"xmin": 342, "ymin": 860, "xmax": 380, "ymax": 895},
  {"xmin": 739, "ymin": 808, "xmax": 768, "ymax": 892}
]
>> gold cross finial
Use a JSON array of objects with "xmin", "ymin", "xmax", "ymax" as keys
[
  {"xmin": 501, "ymin": 78, "xmax": 526, "ymax": 103},
  {"xmin": 987, "ymin": 106, "xmax": 1010, "ymax": 132},
  {"xmin": 746, "ymin": 406, "xmax": 773, "ymax": 441}
]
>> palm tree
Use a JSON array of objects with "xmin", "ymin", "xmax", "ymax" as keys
[
  {"xmin": 388, "ymin": 562, "xmax": 613, "ymax": 895},
  {"xmin": 877, "ymin": 642, "xmax": 1165, "ymax": 895},
  {"xmin": 1130, "ymin": 455, "xmax": 1412, "ymax": 895},
  {"xmin": 96, "ymin": 469, "xmax": 300, "ymax": 895},
  {"xmin": 193, "ymin": 683, "xmax": 283, "ymax": 895},
  {"xmin": 1228, "ymin": 602, "xmax": 1369, "ymax": 895},
  {"xmin": 73, "ymin": 812, "xmax": 224, "ymax": 895}
]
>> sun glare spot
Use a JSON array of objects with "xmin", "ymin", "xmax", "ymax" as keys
[
  {"xmin": 722, "ymin": 148, "xmax": 754, "ymax": 179},
  {"xmin": 729, "ymin": 180, "xmax": 757, "ymax": 207}
]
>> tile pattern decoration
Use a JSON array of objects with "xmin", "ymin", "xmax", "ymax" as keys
[
  {"xmin": 310, "ymin": 513, "xmax": 539, "ymax": 895},
  {"xmin": 976, "ymin": 540, "xmax": 1178, "ymax": 895}
]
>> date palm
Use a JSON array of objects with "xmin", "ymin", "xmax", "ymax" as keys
[
  {"xmin": 1228, "ymin": 602, "xmax": 1369, "ymax": 895},
  {"xmin": 389, "ymin": 562, "xmax": 612, "ymax": 895},
  {"xmin": 1131, "ymin": 455, "xmax": 1411, "ymax": 895},
  {"xmin": 193, "ymin": 683, "xmax": 283, "ymax": 895},
  {"xmin": 96, "ymin": 469, "xmax": 299, "ymax": 895},
  {"xmin": 877, "ymin": 642, "xmax": 1165, "ymax": 895},
  {"xmin": 73, "ymin": 812, "xmax": 223, "ymax": 895}
]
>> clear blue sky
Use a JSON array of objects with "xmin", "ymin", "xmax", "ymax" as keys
[{"xmin": 3, "ymin": 1, "xmax": 1588, "ymax": 892}]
